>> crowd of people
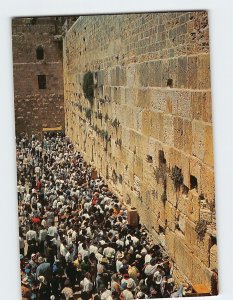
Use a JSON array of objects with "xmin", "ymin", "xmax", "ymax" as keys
[{"xmin": 17, "ymin": 133, "xmax": 193, "ymax": 299}]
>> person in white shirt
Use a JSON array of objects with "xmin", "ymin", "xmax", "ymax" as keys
[{"xmin": 80, "ymin": 272, "xmax": 93, "ymax": 292}]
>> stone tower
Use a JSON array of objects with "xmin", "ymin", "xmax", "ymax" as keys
[{"xmin": 12, "ymin": 17, "xmax": 67, "ymax": 137}]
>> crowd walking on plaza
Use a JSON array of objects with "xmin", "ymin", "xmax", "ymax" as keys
[{"xmin": 16, "ymin": 133, "xmax": 217, "ymax": 299}]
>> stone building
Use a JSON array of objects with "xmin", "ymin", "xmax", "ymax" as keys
[
  {"xmin": 12, "ymin": 17, "xmax": 68, "ymax": 136},
  {"xmin": 63, "ymin": 12, "xmax": 217, "ymax": 288}
]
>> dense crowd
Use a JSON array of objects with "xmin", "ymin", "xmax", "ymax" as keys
[{"xmin": 17, "ymin": 133, "xmax": 194, "ymax": 299}]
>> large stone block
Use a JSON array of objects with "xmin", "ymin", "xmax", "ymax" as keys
[
  {"xmin": 197, "ymin": 54, "xmax": 211, "ymax": 90},
  {"xmin": 187, "ymin": 189, "xmax": 200, "ymax": 223},
  {"xmin": 150, "ymin": 111, "xmax": 164, "ymax": 141},
  {"xmin": 187, "ymin": 56, "xmax": 198, "ymax": 89},
  {"xmin": 148, "ymin": 60, "xmax": 162, "ymax": 87},
  {"xmin": 174, "ymin": 235, "xmax": 194, "ymax": 280},
  {"xmin": 150, "ymin": 89, "xmax": 167, "ymax": 112},
  {"xmin": 173, "ymin": 116, "xmax": 184, "ymax": 150},
  {"xmin": 177, "ymin": 91, "xmax": 192, "ymax": 119},
  {"xmin": 183, "ymin": 119, "xmax": 192, "ymax": 155},
  {"xmin": 165, "ymin": 201, "xmax": 176, "ymax": 232},
  {"xmin": 177, "ymin": 56, "xmax": 187, "ymax": 88},
  {"xmin": 210, "ymin": 244, "xmax": 218, "ymax": 270},
  {"xmin": 165, "ymin": 229, "xmax": 176, "ymax": 259},
  {"xmin": 163, "ymin": 114, "xmax": 174, "ymax": 146},
  {"xmin": 135, "ymin": 88, "xmax": 151, "ymax": 109},
  {"xmin": 200, "ymin": 165, "xmax": 215, "ymax": 201},
  {"xmin": 192, "ymin": 120, "xmax": 205, "ymax": 161},
  {"xmin": 190, "ymin": 254, "xmax": 212, "ymax": 289},
  {"xmin": 141, "ymin": 109, "xmax": 151, "ymax": 136},
  {"xmin": 203, "ymin": 124, "xmax": 214, "ymax": 167}
]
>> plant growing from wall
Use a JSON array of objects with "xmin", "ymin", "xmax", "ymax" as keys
[
  {"xmin": 97, "ymin": 112, "xmax": 103, "ymax": 120},
  {"xmin": 83, "ymin": 71, "xmax": 94, "ymax": 106},
  {"xmin": 112, "ymin": 118, "xmax": 120, "ymax": 128},
  {"xmin": 85, "ymin": 108, "xmax": 92, "ymax": 120},
  {"xmin": 195, "ymin": 219, "xmax": 207, "ymax": 241},
  {"xmin": 104, "ymin": 113, "xmax": 109, "ymax": 122},
  {"xmin": 115, "ymin": 138, "xmax": 122, "ymax": 148},
  {"xmin": 161, "ymin": 189, "xmax": 167, "ymax": 206},
  {"xmin": 170, "ymin": 166, "xmax": 183, "ymax": 191},
  {"xmin": 154, "ymin": 164, "xmax": 167, "ymax": 186}
]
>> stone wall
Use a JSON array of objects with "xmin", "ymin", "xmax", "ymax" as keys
[
  {"xmin": 12, "ymin": 17, "xmax": 65, "ymax": 136},
  {"xmin": 63, "ymin": 12, "xmax": 217, "ymax": 288}
]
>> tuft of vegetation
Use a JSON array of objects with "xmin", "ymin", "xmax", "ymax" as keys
[
  {"xmin": 115, "ymin": 138, "xmax": 122, "ymax": 148},
  {"xmin": 112, "ymin": 118, "xmax": 120, "ymax": 128},
  {"xmin": 83, "ymin": 71, "xmax": 94, "ymax": 105},
  {"xmin": 100, "ymin": 130, "xmax": 109, "ymax": 141},
  {"xmin": 85, "ymin": 108, "xmax": 92, "ymax": 120},
  {"xmin": 161, "ymin": 190, "xmax": 167, "ymax": 206},
  {"xmin": 97, "ymin": 112, "xmax": 103, "ymax": 120},
  {"xmin": 171, "ymin": 166, "xmax": 183, "ymax": 191},
  {"xmin": 104, "ymin": 113, "xmax": 109, "ymax": 122},
  {"xmin": 195, "ymin": 220, "xmax": 207, "ymax": 240},
  {"xmin": 154, "ymin": 165, "xmax": 167, "ymax": 186}
]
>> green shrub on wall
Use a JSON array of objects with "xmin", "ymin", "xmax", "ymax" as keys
[{"xmin": 83, "ymin": 71, "xmax": 94, "ymax": 105}]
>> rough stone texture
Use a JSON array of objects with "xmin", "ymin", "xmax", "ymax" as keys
[
  {"xmin": 63, "ymin": 12, "xmax": 216, "ymax": 288},
  {"xmin": 12, "ymin": 17, "xmax": 67, "ymax": 136}
]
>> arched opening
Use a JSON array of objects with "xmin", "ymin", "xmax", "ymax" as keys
[{"xmin": 36, "ymin": 46, "xmax": 44, "ymax": 60}]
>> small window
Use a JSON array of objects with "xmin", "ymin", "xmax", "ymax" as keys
[
  {"xmin": 38, "ymin": 75, "xmax": 46, "ymax": 89},
  {"xmin": 146, "ymin": 155, "xmax": 153, "ymax": 163},
  {"xmin": 36, "ymin": 46, "xmax": 44, "ymax": 60},
  {"xmin": 167, "ymin": 78, "xmax": 173, "ymax": 88}
]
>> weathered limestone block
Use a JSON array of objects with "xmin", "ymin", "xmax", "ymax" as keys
[
  {"xmin": 183, "ymin": 119, "xmax": 192, "ymax": 155},
  {"xmin": 148, "ymin": 60, "xmax": 162, "ymax": 87},
  {"xmin": 166, "ymin": 176, "xmax": 178, "ymax": 207},
  {"xmin": 191, "ymin": 91, "xmax": 202, "ymax": 121},
  {"xmin": 165, "ymin": 201, "xmax": 176, "ymax": 231},
  {"xmin": 181, "ymin": 153, "xmax": 190, "ymax": 187},
  {"xmin": 126, "ymin": 64, "xmax": 138, "ymax": 87},
  {"xmin": 165, "ymin": 229, "xmax": 175, "ymax": 259},
  {"xmin": 150, "ymin": 89, "xmax": 167, "ymax": 112},
  {"xmin": 174, "ymin": 235, "xmax": 194, "ymax": 280},
  {"xmin": 193, "ymin": 234, "xmax": 211, "ymax": 267},
  {"xmin": 168, "ymin": 58, "xmax": 178, "ymax": 88},
  {"xmin": 135, "ymin": 88, "xmax": 150, "ymax": 109},
  {"xmin": 163, "ymin": 114, "xmax": 174, "ymax": 146},
  {"xmin": 202, "ymin": 91, "xmax": 212, "ymax": 123},
  {"xmin": 150, "ymin": 111, "xmax": 164, "ymax": 141},
  {"xmin": 177, "ymin": 192, "xmax": 188, "ymax": 216},
  {"xmin": 200, "ymin": 165, "xmax": 215, "ymax": 201},
  {"xmin": 187, "ymin": 55, "xmax": 198, "ymax": 89},
  {"xmin": 161, "ymin": 59, "xmax": 169, "ymax": 87},
  {"xmin": 197, "ymin": 54, "xmax": 210, "ymax": 90},
  {"xmin": 173, "ymin": 116, "xmax": 184, "ymax": 150},
  {"xmin": 177, "ymin": 91, "xmax": 192, "ymax": 119},
  {"xmin": 210, "ymin": 244, "xmax": 218, "ymax": 270},
  {"xmin": 133, "ymin": 155, "xmax": 143, "ymax": 178},
  {"xmin": 178, "ymin": 213, "xmax": 186, "ymax": 234},
  {"xmin": 192, "ymin": 120, "xmax": 206, "ymax": 160},
  {"xmin": 185, "ymin": 219, "xmax": 196, "ymax": 251},
  {"xmin": 133, "ymin": 107, "xmax": 143, "ymax": 132},
  {"xmin": 189, "ymin": 157, "xmax": 201, "ymax": 189},
  {"xmin": 190, "ymin": 254, "xmax": 212, "ymax": 289},
  {"xmin": 125, "ymin": 87, "xmax": 136, "ymax": 108},
  {"xmin": 187, "ymin": 189, "xmax": 200, "ymax": 223},
  {"xmin": 177, "ymin": 56, "xmax": 187, "ymax": 88},
  {"xmin": 138, "ymin": 62, "xmax": 149, "ymax": 87},
  {"xmin": 141, "ymin": 109, "xmax": 151, "ymax": 136},
  {"xmin": 204, "ymin": 124, "xmax": 214, "ymax": 167}
]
